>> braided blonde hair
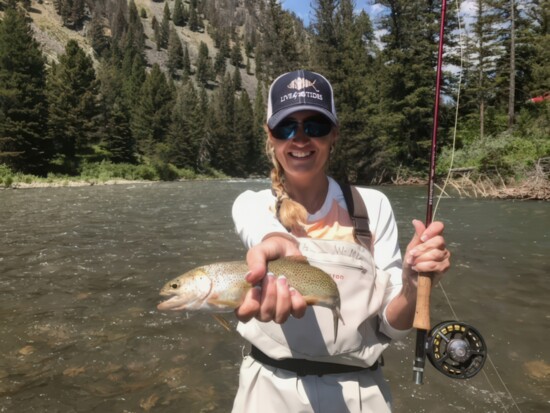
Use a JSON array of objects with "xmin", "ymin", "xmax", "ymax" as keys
[{"xmin": 265, "ymin": 139, "xmax": 308, "ymax": 233}]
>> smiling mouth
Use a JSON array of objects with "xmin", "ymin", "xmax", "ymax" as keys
[{"xmin": 289, "ymin": 151, "xmax": 314, "ymax": 159}]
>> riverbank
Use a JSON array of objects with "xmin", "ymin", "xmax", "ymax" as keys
[
  {"xmin": 440, "ymin": 162, "xmax": 550, "ymax": 201},
  {"xmin": 3, "ymin": 178, "xmax": 152, "ymax": 189},
  {"xmin": 4, "ymin": 174, "xmax": 549, "ymax": 200}
]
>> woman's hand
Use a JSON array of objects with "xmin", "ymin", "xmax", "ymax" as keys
[
  {"xmin": 235, "ymin": 235, "xmax": 308, "ymax": 324},
  {"xmin": 403, "ymin": 220, "xmax": 451, "ymax": 287}
]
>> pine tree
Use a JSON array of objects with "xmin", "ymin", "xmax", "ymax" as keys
[
  {"xmin": 371, "ymin": 0, "xmax": 459, "ymax": 174},
  {"xmin": 256, "ymin": 0, "xmax": 303, "ymax": 80},
  {"xmin": 311, "ymin": 0, "xmax": 340, "ymax": 77},
  {"xmin": 0, "ymin": 7, "xmax": 51, "ymax": 175},
  {"xmin": 210, "ymin": 73, "xmax": 245, "ymax": 175},
  {"xmin": 167, "ymin": 27, "xmax": 184, "ymax": 78},
  {"xmin": 462, "ymin": 0, "xmax": 503, "ymax": 138},
  {"xmin": 89, "ymin": 12, "xmax": 110, "ymax": 57},
  {"xmin": 122, "ymin": 52, "xmax": 146, "ymax": 111},
  {"xmin": 160, "ymin": 2, "xmax": 171, "ymax": 49},
  {"xmin": 214, "ymin": 50, "xmax": 227, "ymax": 79},
  {"xmin": 189, "ymin": 3, "xmax": 199, "ymax": 31},
  {"xmin": 196, "ymin": 41, "xmax": 212, "ymax": 85},
  {"xmin": 525, "ymin": 0, "xmax": 550, "ymax": 96},
  {"xmin": 252, "ymin": 81, "xmax": 269, "ymax": 175},
  {"xmin": 166, "ymin": 82, "xmax": 198, "ymax": 168},
  {"xmin": 96, "ymin": 59, "xmax": 136, "ymax": 163},
  {"xmin": 233, "ymin": 67, "xmax": 242, "ymax": 91},
  {"xmin": 490, "ymin": 0, "xmax": 538, "ymax": 129},
  {"xmin": 235, "ymin": 90, "xmax": 256, "ymax": 176},
  {"xmin": 230, "ymin": 41, "xmax": 243, "ymax": 68},
  {"xmin": 324, "ymin": 3, "xmax": 383, "ymax": 182},
  {"xmin": 152, "ymin": 16, "xmax": 161, "ymax": 51},
  {"xmin": 193, "ymin": 87, "xmax": 211, "ymax": 171},
  {"xmin": 182, "ymin": 45, "xmax": 192, "ymax": 77},
  {"xmin": 173, "ymin": 0, "xmax": 185, "ymax": 27},
  {"xmin": 47, "ymin": 40, "xmax": 99, "ymax": 173},
  {"xmin": 123, "ymin": 0, "xmax": 145, "ymax": 56},
  {"xmin": 110, "ymin": 0, "xmax": 128, "ymax": 49},
  {"xmin": 131, "ymin": 64, "xmax": 174, "ymax": 159}
]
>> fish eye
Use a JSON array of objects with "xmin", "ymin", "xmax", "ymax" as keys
[{"xmin": 170, "ymin": 283, "xmax": 179, "ymax": 289}]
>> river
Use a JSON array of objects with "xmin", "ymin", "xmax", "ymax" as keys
[{"xmin": 0, "ymin": 180, "xmax": 548, "ymax": 413}]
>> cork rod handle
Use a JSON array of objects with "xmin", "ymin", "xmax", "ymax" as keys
[{"xmin": 413, "ymin": 273, "xmax": 432, "ymax": 330}]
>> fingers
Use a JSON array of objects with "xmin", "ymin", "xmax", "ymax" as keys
[
  {"xmin": 405, "ymin": 220, "xmax": 451, "ymax": 281},
  {"xmin": 245, "ymin": 247, "xmax": 269, "ymax": 285},
  {"xmin": 235, "ymin": 271, "xmax": 307, "ymax": 324},
  {"xmin": 274, "ymin": 276, "xmax": 291, "ymax": 324},
  {"xmin": 258, "ymin": 273, "xmax": 306, "ymax": 323},
  {"xmin": 235, "ymin": 285, "xmax": 261, "ymax": 323},
  {"xmin": 290, "ymin": 287, "xmax": 307, "ymax": 319},
  {"xmin": 259, "ymin": 272, "xmax": 277, "ymax": 321},
  {"xmin": 408, "ymin": 244, "xmax": 451, "ymax": 273}
]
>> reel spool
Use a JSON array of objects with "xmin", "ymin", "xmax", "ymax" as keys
[{"xmin": 426, "ymin": 321, "xmax": 487, "ymax": 379}]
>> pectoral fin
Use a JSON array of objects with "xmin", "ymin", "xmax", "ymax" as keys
[{"xmin": 211, "ymin": 314, "xmax": 232, "ymax": 332}]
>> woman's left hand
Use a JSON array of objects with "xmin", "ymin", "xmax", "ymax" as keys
[{"xmin": 403, "ymin": 219, "xmax": 451, "ymax": 286}]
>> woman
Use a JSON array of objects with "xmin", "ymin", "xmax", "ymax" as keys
[{"xmin": 231, "ymin": 69, "xmax": 450, "ymax": 412}]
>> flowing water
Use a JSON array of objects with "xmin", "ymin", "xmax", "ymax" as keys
[{"xmin": 0, "ymin": 180, "xmax": 548, "ymax": 413}]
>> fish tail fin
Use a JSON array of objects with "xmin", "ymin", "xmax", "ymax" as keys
[{"xmin": 333, "ymin": 308, "xmax": 345, "ymax": 343}]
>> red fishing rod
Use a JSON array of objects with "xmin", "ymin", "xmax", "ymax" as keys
[{"xmin": 412, "ymin": 0, "xmax": 487, "ymax": 385}]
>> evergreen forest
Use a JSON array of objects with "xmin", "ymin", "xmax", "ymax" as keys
[{"xmin": 0, "ymin": 0, "xmax": 549, "ymax": 188}]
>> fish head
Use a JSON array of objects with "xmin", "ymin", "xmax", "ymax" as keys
[{"xmin": 157, "ymin": 267, "xmax": 213, "ymax": 311}]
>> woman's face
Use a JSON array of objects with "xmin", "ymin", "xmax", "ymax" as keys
[{"xmin": 268, "ymin": 110, "xmax": 338, "ymax": 183}]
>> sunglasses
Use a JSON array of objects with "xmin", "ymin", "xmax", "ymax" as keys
[{"xmin": 271, "ymin": 116, "xmax": 333, "ymax": 140}]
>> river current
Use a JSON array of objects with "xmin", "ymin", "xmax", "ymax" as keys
[{"xmin": 0, "ymin": 180, "xmax": 548, "ymax": 412}]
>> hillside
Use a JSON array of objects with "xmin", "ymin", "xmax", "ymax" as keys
[{"xmin": 27, "ymin": 0, "xmax": 259, "ymax": 97}]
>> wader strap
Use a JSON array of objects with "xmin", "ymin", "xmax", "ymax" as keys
[
  {"xmin": 250, "ymin": 346, "xmax": 378, "ymax": 377},
  {"xmin": 338, "ymin": 182, "xmax": 372, "ymax": 249}
]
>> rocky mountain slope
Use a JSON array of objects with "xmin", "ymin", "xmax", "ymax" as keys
[{"xmin": 27, "ymin": 0, "xmax": 259, "ymax": 97}]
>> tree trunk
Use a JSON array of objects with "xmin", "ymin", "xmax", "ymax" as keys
[{"xmin": 508, "ymin": 0, "xmax": 516, "ymax": 130}]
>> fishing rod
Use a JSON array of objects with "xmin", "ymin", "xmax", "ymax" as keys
[{"xmin": 412, "ymin": 0, "xmax": 487, "ymax": 385}]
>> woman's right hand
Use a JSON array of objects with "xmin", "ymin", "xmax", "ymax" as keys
[{"xmin": 235, "ymin": 235, "xmax": 308, "ymax": 324}]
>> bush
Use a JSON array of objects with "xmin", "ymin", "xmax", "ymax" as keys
[
  {"xmin": 0, "ymin": 164, "xmax": 13, "ymax": 187},
  {"xmin": 79, "ymin": 161, "xmax": 159, "ymax": 181},
  {"xmin": 438, "ymin": 129, "xmax": 550, "ymax": 181}
]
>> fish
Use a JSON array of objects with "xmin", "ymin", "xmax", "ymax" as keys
[
  {"xmin": 157, "ymin": 257, "xmax": 344, "ymax": 341},
  {"xmin": 287, "ymin": 77, "xmax": 319, "ymax": 92}
]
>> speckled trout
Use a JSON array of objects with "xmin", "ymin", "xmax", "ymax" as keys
[{"xmin": 157, "ymin": 257, "xmax": 345, "ymax": 341}]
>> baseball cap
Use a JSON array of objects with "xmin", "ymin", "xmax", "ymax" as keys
[{"xmin": 266, "ymin": 69, "xmax": 338, "ymax": 129}]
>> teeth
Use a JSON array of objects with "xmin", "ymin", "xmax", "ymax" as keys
[{"xmin": 291, "ymin": 151, "xmax": 312, "ymax": 158}]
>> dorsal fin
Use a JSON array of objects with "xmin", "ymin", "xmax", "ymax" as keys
[{"xmin": 281, "ymin": 255, "xmax": 308, "ymax": 264}]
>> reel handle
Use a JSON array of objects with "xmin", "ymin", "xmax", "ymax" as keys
[{"xmin": 413, "ymin": 273, "xmax": 432, "ymax": 330}]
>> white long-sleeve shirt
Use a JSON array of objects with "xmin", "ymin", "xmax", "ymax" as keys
[{"xmin": 232, "ymin": 176, "xmax": 410, "ymax": 339}]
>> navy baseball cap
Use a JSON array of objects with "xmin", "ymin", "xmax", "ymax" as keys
[{"xmin": 266, "ymin": 69, "xmax": 338, "ymax": 129}]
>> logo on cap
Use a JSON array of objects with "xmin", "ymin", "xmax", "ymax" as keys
[
  {"xmin": 287, "ymin": 77, "xmax": 320, "ymax": 93},
  {"xmin": 280, "ymin": 76, "xmax": 324, "ymax": 103}
]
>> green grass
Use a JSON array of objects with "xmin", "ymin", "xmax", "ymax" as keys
[{"xmin": 0, "ymin": 161, "xmax": 229, "ymax": 188}]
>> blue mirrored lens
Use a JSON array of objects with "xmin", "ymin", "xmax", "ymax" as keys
[
  {"xmin": 272, "ymin": 121, "xmax": 298, "ymax": 140},
  {"xmin": 304, "ymin": 119, "xmax": 332, "ymax": 137},
  {"xmin": 271, "ymin": 117, "xmax": 332, "ymax": 140}
]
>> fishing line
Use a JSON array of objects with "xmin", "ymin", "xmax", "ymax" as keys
[{"xmin": 431, "ymin": 1, "xmax": 523, "ymax": 411}]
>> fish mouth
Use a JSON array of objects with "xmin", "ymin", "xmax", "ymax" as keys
[{"xmin": 157, "ymin": 295, "xmax": 189, "ymax": 311}]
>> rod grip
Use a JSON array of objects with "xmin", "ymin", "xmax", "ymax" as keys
[{"xmin": 413, "ymin": 273, "xmax": 432, "ymax": 330}]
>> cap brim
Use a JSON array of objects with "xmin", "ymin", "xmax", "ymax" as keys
[{"xmin": 267, "ymin": 105, "xmax": 338, "ymax": 129}]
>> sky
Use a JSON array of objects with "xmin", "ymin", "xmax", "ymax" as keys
[
  {"xmin": 280, "ymin": 0, "xmax": 386, "ymax": 26},
  {"xmin": 280, "ymin": 0, "xmax": 476, "ymax": 28}
]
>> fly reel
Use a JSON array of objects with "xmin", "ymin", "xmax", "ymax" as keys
[{"xmin": 426, "ymin": 321, "xmax": 487, "ymax": 379}]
